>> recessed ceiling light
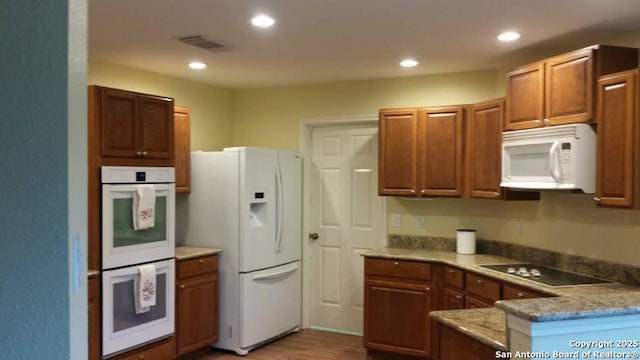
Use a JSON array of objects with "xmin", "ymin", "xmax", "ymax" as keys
[
  {"xmin": 189, "ymin": 62, "xmax": 207, "ymax": 70},
  {"xmin": 400, "ymin": 59, "xmax": 419, "ymax": 68},
  {"xmin": 251, "ymin": 15, "xmax": 275, "ymax": 28},
  {"xmin": 497, "ymin": 31, "xmax": 520, "ymax": 42}
]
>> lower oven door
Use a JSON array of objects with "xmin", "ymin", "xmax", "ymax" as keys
[{"xmin": 102, "ymin": 259, "xmax": 175, "ymax": 357}]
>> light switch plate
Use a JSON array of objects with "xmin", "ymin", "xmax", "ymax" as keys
[
  {"xmin": 416, "ymin": 215, "xmax": 425, "ymax": 228},
  {"xmin": 391, "ymin": 213, "xmax": 402, "ymax": 227}
]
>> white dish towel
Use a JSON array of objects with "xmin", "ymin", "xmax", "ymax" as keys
[
  {"xmin": 133, "ymin": 184, "xmax": 155, "ymax": 230},
  {"xmin": 134, "ymin": 264, "xmax": 157, "ymax": 314}
]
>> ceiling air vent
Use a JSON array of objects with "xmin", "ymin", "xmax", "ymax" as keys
[{"xmin": 176, "ymin": 35, "xmax": 230, "ymax": 52}]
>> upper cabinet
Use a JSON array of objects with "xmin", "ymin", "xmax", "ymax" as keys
[
  {"xmin": 419, "ymin": 106, "xmax": 465, "ymax": 197},
  {"xmin": 466, "ymin": 99, "xmax": 504, "ymax": 199},
  {"xmin": 379, "ymin": 108, "xmax": 419, "ymax": 196},
  {"xmin": 90, "ymin": 85, "xmax": 174, "ymax": 167},
  {"xmin": 506, "ymin": 45, "xmax": 638, "ymax": 130},
  {"xmin": 596, "ymin": 69, "xmax": 640, "ymax": 209},
  {"xmin": 379, "ymin": 106, "xmax": 464, "ymax": 197},
  {"xmin": 174, "ymin": 106, "xmax": 191, "ymax": 193}
]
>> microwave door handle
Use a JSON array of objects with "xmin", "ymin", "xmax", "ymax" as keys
[{"xmin": 549, "ymin": 141, "xmax": 562, "ymax": 181}]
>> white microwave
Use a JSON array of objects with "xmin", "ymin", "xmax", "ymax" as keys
[{"xmin": 501, "ymin": 124, "xmax": 596, "ymax": 193}]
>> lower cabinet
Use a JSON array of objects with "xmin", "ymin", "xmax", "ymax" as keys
[
  {"xmin": 364, "ymin": 258, "xmax": 433, "ymax": 358},
  {"xmin": 111, "ymin": 336, "xmax": 176, "ymax": 360},
  {"xmin": 176, "ymin": 254, "xmax": 219, "ymax": 357},
  {"xmin": 88, "ymin": 276, "xmax": 100, "ymax": 360},
  {"xmin": 435, "ymin": 324, "xmax": 495, "ymax": 360}
]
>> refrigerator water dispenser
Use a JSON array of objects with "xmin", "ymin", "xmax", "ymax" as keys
[{"xmin": 249, "ymin": 189, "xmax": 269, "ymax": 228}]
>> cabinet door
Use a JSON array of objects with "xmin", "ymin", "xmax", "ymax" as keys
[
  {"xmin": 467, "ymin": 99, "xmax": 504, "ymax": 199},
  {"xmin": 177, "ymin": 274, "xmax": 218, "ymax": 356},
  {"xmin": 443, "ymin": 288, "xmax": 465, "ymax": 310},
  {"xmin": 88, "ymin": 277, "xmax": 100, "ymax": 360},
  {"xmin": 505, "ymin": 62, "xmax": 545, "ymax": 130},
  {"xmin": 465, "ymin": 296, "xmax": 494, "ymax": 309},
  {"xmin": 438, "ymin": 324, "xmax": 496, "ymax": 360},
  {"xmin": 138, "ymin": 94, "xmax": 174, "ymax": 160},
  {"xmin": 378, "ymin": 109, "xmax": 419, "ymax": 195},
  {"xmin": 596, "ymin": 70, "xmax": 639, "ymax": 208},
  {"xmin": 101, "ymin": 88, "xmax": 138, "ymax": 158},
  {"xmin": 545, "ymin": 48, "xmax": 595, "ymax": 126},
  {"xmin": 174, "ymin": 106, "xmax": 191, "ymax": 193},
  {"xmin": 419, "ymin": 106, "xmax": 464, "ymax": 197},
  {"xmin": 364, "ymin": 278, "xmax": 432, "ymax": 357}
]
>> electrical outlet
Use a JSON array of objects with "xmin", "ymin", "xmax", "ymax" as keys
[
  {"xmin": 391, "ymin": 213, "xmax": 402, "ymax": 227},
  {"xmin": 416, "ymin": 215, "xmax": 425, "ymax": 228}
]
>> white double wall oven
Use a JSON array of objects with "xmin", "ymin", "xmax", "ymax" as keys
[{"xmin": 100, "ymin": 166, "xmax": 176, "ymax": 357}]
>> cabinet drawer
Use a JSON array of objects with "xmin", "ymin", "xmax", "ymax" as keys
[
  {"xmin": 465, "ymin": 295, "xmax": 495, "ymax": 309},
  {"xmin": 465, "ymin": 273, "xmax": 500, "ymax": 302},
  {"xmin": 443, "ymin": 288, "xmax": 465, "ymax": 310},
  {"xmin": 503, "ymin": 284, "xmax": 547, "ymax": 300},
  {"xmin": 443, "ymin": 266, "xmax": 464, "ymax": 288},
  {"xmin": 114, "ymin": 336, "xmax": 175, "ymax": 360},
  {"xmin": 365, "ymin": 258, "xmax": 432, "ymax": 281},
  {"xmin": 178, "ymin": 255, "xmax": 218, "ymax": 279}
]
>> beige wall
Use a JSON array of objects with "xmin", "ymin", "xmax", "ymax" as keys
[
  {"xmin": 88, "ymin": 61, "xmax": 233, "ymax": 151},
  {"xmin": 230, "ymin": 70, "xmax": 502, "ymax": 149}
]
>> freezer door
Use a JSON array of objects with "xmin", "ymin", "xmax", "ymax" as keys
[
  {"xmin": 239, "ymin": 148, "xmax": 278, "ymax": 272},
  {"xmin": 239, "ymin": 261, "xmax": 301, "ymax": 349},
  {"xmin": 276, "ymin": 151, "xmax": 302, "ymax": 265}
]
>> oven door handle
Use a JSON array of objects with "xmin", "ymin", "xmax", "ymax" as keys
[{"xmin": 252, "ymin": 264, "xmax": 298, "ymax": 281}]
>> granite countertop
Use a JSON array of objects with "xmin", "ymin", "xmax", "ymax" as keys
[
  {"xmin": 365, "ymin": 247, "xmax": 640, "ymax": 322},
  {"xmin": 175, "ymin": 246, "xmax": 223, "ymax": 260},
  {"xmin": 88, "ymin": 269, "xmax": 100, "ymax": 278},
  {"xmin": 430, "ymin": 307, "xmax": 507, "ymax": 351}
]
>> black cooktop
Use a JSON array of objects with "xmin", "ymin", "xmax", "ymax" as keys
[{"xmin": 480, "ymin": 263, "xmax": 613, "ymax": 287}]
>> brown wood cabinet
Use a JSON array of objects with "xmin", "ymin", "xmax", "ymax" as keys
[
  {"xmin": 435, "ymin": 324, "xmax": 496, "ymax": 360},
  {"xmin": 502, "ymin": 283, "xmax": 548, "ymax": 300},
  {"xmin": 378, "ymin": 109, "xmax": 419, "ymax": 195},
  {"xmin": 176, "ymin": 254, "xmax": 219, "ymax": 357},
  {"xmin": 378, "ymin": 106, "xmax": 465, "ymax": 197},
  {"xmin": 92, "ymin": 86, "xmax": 174, "ymax": 165},
  {"xmin": 364, "ymin": 258, "xmax": 433, "ymax": 358},
  {"xmin": 88, "ymin": 276, "xmax": 100, "ymax": 360},
  {"xmin": 419, "ymin": 106, "xmax": 465, "ymax": 197},
  {"xmin": 174, "ymin": 106, "xmax": 191, "ymax": 194},
  {"xmin": 466, "ymin": 99, "xmax": 504, "ymax": 199},
  {"xmin": 506, "ymin": 45, "xmax": 638, "ymax": 130},
  {"xmin": 596, "ymin": 69, "xmax": 640, "ymax": 209}
]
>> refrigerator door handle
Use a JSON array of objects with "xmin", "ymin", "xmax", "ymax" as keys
[
  {"xmin": 252, "ymin": 263, "xmax": 299, "ymax": 281},
  {"xmin": 277, "ymin": 165, "xmax": 285, "ymax": 253},
  {"xmin": 274, "ymin": 167, "xmax": 282, "ymax": 253}
]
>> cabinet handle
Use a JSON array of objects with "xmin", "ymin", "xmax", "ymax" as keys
[
  {"xmin": 180, "ymin": 284, "xmax": 185, "ymax": 289},
  {"xmin": 421, "ymin": 189, "xmax": 426, "ymax": 194},
  {"xmin": 142, "ymin": 151, "xmax": 148, "ymax": 156},
  {"xmin": 543, "ymin": 118, "xmax": 550, "ymax": 125},
  {"xmin": 534, "ymin": 119, "xmax": 542, "ymax": 126},
  {"xmin": 198, "ymin": 259, "xmax": 204, "ymax": 263},
  {"xmin": 594, "ymin": 197, "xmax": 601, "ymax": 203},
  {"xmin": 455, "ymin": 295, "xmax": 463, "ymax": 299},
  {"xmin": 139, "ymin": 355, "xmax": 144, "ymax": 360},
  {"xmin": 477, "ymin": 279, "xmax": 483, "ymax": 285},
  {"xmin": 518, "ymin": 292, "xmax": 524, "ymax": 298},
  {"xmin": 494, "ymin": 192, "xmax": 500, "ymax": 197},
  {"xmin": 410, "ymin": 189, "xmax": 416, "ymax": 194},
  {"xmin": 136, "ymin": 151, "xmax": 142, "ymax": 157},
  {"xmin": 425, "ymin": 287, "xmax": 431, "ymax": 292},
  {"xmin": 394, "ymin": 261, "xmax": 399, "ymax": 267},
  {"xmin": 448, "ymin": 269, "xmax": 454, "ymax": 273}
]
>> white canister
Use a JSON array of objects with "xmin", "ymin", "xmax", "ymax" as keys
[{"xmin": 456, "ymin": 229, "xmax": 476, "ymax": 254}]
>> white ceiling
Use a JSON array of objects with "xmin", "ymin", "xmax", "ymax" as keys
[{"xmin": 89, "ymin": 0, "xmax": 640, "ymax": 89}]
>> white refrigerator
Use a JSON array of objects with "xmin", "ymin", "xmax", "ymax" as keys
[{"xmin": 177, "ymin": 147, "xmax": 302, "ymax": 355}]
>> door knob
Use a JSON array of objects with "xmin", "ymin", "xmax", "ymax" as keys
[{"xmin": 309, "ymin": 233, "xmax": 319, "ymax": 240}]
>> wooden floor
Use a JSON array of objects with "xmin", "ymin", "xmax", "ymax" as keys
[{"xmin": 197, "ymin": 329, "xmax": 367, "ymax": 360}]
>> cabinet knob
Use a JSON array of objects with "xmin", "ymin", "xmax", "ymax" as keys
[
  {"xmin": 455, "ymin": 295, "xmax": 463, "ymax": 299},
  {"xmin": 543, "ymin": 118, "xmax": 550, "ymax": 125},
  {"xmin": 142, "ymin": 151, "xmax": 148, "ymax": 156},
  {"xmin": 518, "ymin": 292, "xmax": 524, "ymax": 298},
  {"xmin": 139, "ymin": 355, "xmax": 144, "ymax": 360},
  {"xmin": 534, "ymin": 119, "xmax": 542, "ymax": 126},
  {"xmin": 198, "ymin": 259, "xmax": 204, "ymax": 263},
  {"xmin": 448, "ymin": 269, "xmax": 454, "ymax": 273},
  {"xmin": 180, "ymin": 284, "xmax": 185, "ymax": 289},
  {"xmin": 394, "ymin": 261, "xmax": 399, "ymax": 267},
  {"xmin": 477, "ymin": 279, "xmax": 483, "ymax": 285},
  {"xmin": 425, "ymin": 287, "xmax": 431, "ymax": 292},
  {"xmin": 421, "ymin": 189, "xmax": 426, "ymax": 194},
  {"xmin": 594, "ymin": 197, "xmax": 601, "ymax": 203},
  {"xmin": 136, "ymin": 151, "xmax": 142, "ymax": 157},
  {"xmin": 410, "ymin": 189, "xmax": 416, "ymax": 194},
  {"xmin": 494, "ymin": 192, "xmax": 500, "ymax": 197}
]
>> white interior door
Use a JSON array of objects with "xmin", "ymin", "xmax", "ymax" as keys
[{"xmin": 309, "ymin": 124, "xmax": 385, "ymax": 334}]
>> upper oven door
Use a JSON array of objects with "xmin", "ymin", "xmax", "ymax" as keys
[{"xmin": 102, "ymin": 183, "xmax": 175, "ymax": 269}]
